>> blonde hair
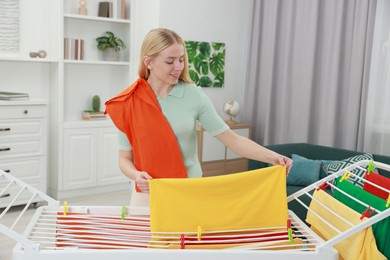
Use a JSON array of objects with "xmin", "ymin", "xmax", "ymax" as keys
[{"xmin": 138, "ymin": 28, "xmax": 192, "ymax": 83}]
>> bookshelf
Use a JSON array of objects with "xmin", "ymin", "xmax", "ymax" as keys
[{"xmin": 48, "ymin": 0, "xmax": 133, "ymax": 199}]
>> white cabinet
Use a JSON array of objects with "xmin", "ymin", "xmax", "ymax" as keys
[
  {"xmin": 48, "ymin": 0, "xmax": 134, "ymax": 199},
  {"xmin": 62, "ymin": 127, "xmax": 127, "ymax": 191},
  {"xmin": 63, "ymin": 129, "xmax": 97, "ymax": 190},
  {"xmin": 197, "ymin": 123, "xmax": 252, "ymax": 177},
  {"xmin": 0, "ymin": 0, "xmax": 57, "ymax": 62},
  {"xmin": 57, "ymin": 126, "xmax": 128, "ymax": 199},
  {"xmin": 0, "ymin": 101, "xmax": 48, "ymax": 207}
]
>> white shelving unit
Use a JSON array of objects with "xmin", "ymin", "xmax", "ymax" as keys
[
  {"xmin": 0, "ymin": 0, "xmax": 56, "ymax": 207},
  {"xmin": 48, "ymin": 0, "xmax": 133, "ymax": 199}
]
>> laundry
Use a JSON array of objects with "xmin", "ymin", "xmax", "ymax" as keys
[
  {"xmin": 334, "ymin": 177, "xmax": 390, "ymax": 259},
  {"xmin": 105, "ymin": 78, "xmax": 188, "ymax": 192},
  {"xmin": 306, "ymin": 189, "xmax": 385, "ymax": 260},
  {"xmin": 149, "ymin": 165, "xmax": 288, "ymax": 233},
  {"xmin": 363, "ymin": 171, "xmax": 390, "ymax": 200}
]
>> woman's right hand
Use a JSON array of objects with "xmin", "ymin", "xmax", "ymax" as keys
[{"xmin": 135, "ymin": 171, "xmax": 153, "ymax": 192}]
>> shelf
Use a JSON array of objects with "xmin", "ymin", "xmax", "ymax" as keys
[
  {"xmin": 0, "ymin": 57, "xmax": 58, "ymax": 63},
  {"xmin": 62, "ymin": 119, "xmax": 115, "ymax": 129},
  {"xmin": 64, "ymin": 60, "xmax": 130, "ymax": 66},
  {"xmin": 0, "ymin": 99, "xmax": 48, "ymax": 106},
  {"xmin": 64, "ymin": 13, "xmax": 130, "ymax": 24}
]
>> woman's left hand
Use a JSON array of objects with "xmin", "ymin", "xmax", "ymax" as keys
[{"xmin": 273, "ymin": 155, "xmax": 293, "ymax": 175}]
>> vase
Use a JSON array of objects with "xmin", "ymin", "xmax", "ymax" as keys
[{"xmin": 103, "ymin": 48, "xmax": 120, "ymax": 61}]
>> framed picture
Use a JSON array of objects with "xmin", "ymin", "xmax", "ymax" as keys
[{"xmin": 185, "ymin": 41, "xmax": 225, "ymax": 87}]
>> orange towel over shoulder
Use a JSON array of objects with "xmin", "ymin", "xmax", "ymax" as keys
[{"xmin": 105, "ymin": 78, "xmax": 187, "ymax": 191}]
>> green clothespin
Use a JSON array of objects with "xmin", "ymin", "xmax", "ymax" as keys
[
  {"xmin": 367, "ymin": 161, "xmax": 375, "ymax": 176},
  {"xmin": 121, "ymin": 205, "xmax": 126, "ymax": 220}
]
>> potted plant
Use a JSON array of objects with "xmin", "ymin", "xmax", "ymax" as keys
[{"xmin": 96, "ymin": 31, "xmax": 126, "ymax": 61}]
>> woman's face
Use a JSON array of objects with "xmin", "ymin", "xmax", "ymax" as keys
[{"xmin": 147, "ymin": 43, "xmax": 185, "ymax": 86}]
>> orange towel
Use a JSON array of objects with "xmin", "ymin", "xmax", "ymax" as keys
[
  {"xmin": 149, "ymin": 166, "xmax": 288, "ymax": 233},
  {"xmin": 105, "ymin": 78, "xmax": 187, "ymax": 191}
]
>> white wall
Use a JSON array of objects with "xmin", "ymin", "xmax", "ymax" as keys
[{"xmin": 132, "ymin": 0, "xmax": 254, "ymax": 121}]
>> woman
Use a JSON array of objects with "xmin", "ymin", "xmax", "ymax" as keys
[{"xmin": 105, "ymin": 28, "xmax": 292, "ymax": 206}]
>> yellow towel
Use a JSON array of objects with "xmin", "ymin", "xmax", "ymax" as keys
[
  {"xmin": 149, "ymin": 166, "xmax": 288, "ymax": 233},
  {"xmin": 306, "ymin": 189, "xmax": 385, "ymax": 260}
]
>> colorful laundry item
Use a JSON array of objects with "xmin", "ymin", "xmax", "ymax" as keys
[
  {"xmin": 306, "ymin": 189, "xmax": 385, "ymax": 260},
  {"xmin": 364, "ymin": 172, "xmax": 390, "ymax": 200},
  {"xmin": 334, "ymin": 177, "xmax": 390, "ymax": 259},
  {"xmin": 165, "ymin": 237, "xmax": 303, "ymax": 250},
  {"xmin": 149, "ymin": 166, "xmax": 288, "ymax": 233},
  {"xmin": 105, "ymin": 78, "xmax": 187, "ymax": 191}
]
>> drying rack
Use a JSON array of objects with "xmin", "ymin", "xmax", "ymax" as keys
[{"xmin": 1, "ymin": 160, "xmax": 390, "ymax": 260}]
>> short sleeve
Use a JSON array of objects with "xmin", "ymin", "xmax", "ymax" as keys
[
  {"xmin": 197, "ymin": 88, "xmax": 229, "ymax": 136},
  {"xmin": 117, "ymin": 130, "xmax": 132, "ymax": 151}
]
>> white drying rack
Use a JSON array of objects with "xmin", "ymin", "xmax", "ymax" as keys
[{"xmin": 1, "ymin": 160, "xmax": 390, "ymax": 260}]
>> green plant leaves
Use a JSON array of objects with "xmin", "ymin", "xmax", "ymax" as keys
[
  {"xmin": 96, "ymin": 31, "xmax": 126, "ymax": 52},
  {"xmin": 185, "ymin": 41, "xmax": 225, "ymax": 87}
]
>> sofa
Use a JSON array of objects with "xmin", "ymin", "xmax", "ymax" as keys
[{"xmin": 248, "ymin": 143, "xmax": 390, "ymax": 222}]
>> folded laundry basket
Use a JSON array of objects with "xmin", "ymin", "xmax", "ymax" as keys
[{"xmin": 1, "ymin": 160, "xmax": 390, "ymax": 260}]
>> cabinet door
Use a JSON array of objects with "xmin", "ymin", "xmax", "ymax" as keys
[
  {"xmin": 17, "ymin": 0, "xmax": 54, "ymax": 59},
  {"xmin": 63, "ymin": 129, "xmax": 97, "ymax": 190},
  {"xmin": 97, "ymin": 127, "xmax": 127, "ymax": 185}
]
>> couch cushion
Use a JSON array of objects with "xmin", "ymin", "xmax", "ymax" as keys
[
  {"xmin": 287, "ymin": 154, "xmax": 321, "ymax": 186},
  {"xmin": 323, "ymin": 153, "xmax": 376, "ymax": 188}
]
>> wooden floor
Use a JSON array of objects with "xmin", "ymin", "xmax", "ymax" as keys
[{"xmin": 0, "ymin": 189, "xmax": 131, "ymax": 260}]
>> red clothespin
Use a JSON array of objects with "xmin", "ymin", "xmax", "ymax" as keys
[
  {"xmin": 316, "ymin": 182, "xmax": 330, "ymax": 191},
  {"xmin": 366, "ymin": 161, "xmax": 375, "ymax": 176},
  {"xmin": 180, "ymin": 234, "xmax": 185, "ymax": 249},
  {"xmin": 287, "ymin": 219, "xmax": 294, "ymax": 244},
  {"xmin": 360, "ymin": 206, "xmax": 375, "ymax": 220}
]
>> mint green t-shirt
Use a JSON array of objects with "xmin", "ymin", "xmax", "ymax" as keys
[{"xmin": 117, "ymin": 81, "xmax": 229, "ymax": 178}]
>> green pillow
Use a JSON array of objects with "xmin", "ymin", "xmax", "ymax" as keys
[{"xmin": 287, "ymin": 154, "xmax": 321, "ymax": 186}]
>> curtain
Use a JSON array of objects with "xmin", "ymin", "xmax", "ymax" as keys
[
  {"xmin": 242, "ymin": 0, "xmax": 377, "ymax": 150},
  {"xmin": 362, "ymin": 0, "xmax": 390, "ymax": 156}
]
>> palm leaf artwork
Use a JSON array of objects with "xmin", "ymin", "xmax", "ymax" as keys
[{"xmin": 185, "ymin": 41, "xmax": 225, "ymax": 87}]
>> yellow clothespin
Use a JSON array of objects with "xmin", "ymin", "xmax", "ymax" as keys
[
  {"xmin": 386, "ymin": 194, "xmax": 390, "ymax": 208},
  {"xmin": 197, "ymin": 225, "xmax": 202, "ymax": 241},
  {"xmin": 63, "ymin": 201, "xmax": 68, "ymax": 216},
  {"xmin": 339, "ymin": 171, "xmax": 352, "ymax": 183}
]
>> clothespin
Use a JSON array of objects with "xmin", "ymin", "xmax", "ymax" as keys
[
  {"xmin": 121, "ymin": 206, "xmax": 126, "ymax": 220},
  {"xmin": 180, "ymin": 234, "xmax": 185, "ymax": 249},
  {"xmin": 367, "ymin": 161, "xmax": 375, "ymax": 176},
  {"xmin": 386, "ymin": 194, "xmax": 390, "ymax": 208},
  {"xmin": 197, "ymin": 225, "xmax": 202, "ymax": 241},
  {"xmin": 360, "ymin": 206, "xmax": 375, "ymax": 220},
  {"xmin": 63, "ymin": 201, "xmax": 68, "ymax": 216},
  {"xmin": 316, "ymin": 182, "xmax": 330, "ymax": 191},
  {"xmin": 339, "ymin": 171, "xmax": 352, "ymax": 183},
  {"xmin": 287, "ymin": 219, "xmax": 294, "ymax": 244}
]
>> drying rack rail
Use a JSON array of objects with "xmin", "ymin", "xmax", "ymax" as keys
[{"xmin": 1, "ymin": 160, "xmax": 390, "ymax": 260}]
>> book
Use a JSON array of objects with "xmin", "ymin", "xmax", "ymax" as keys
[
  {"xmin": 0, "ymin": 91, "xmax": 29, "ymax": 101},
  {"xmin": 82, "ymin": 111, "xmax": 107, "ymax": 121},
  {"xmin": 64, "ymin": 38, "xmax": 84, "ymax": 60},
  {"xmin": 98, "ymin": 2, "xmax": 110, "ymax": 18},
  {"xmin": 121, "ymin": 0, "xmax": 126, "ymax": 19}
]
